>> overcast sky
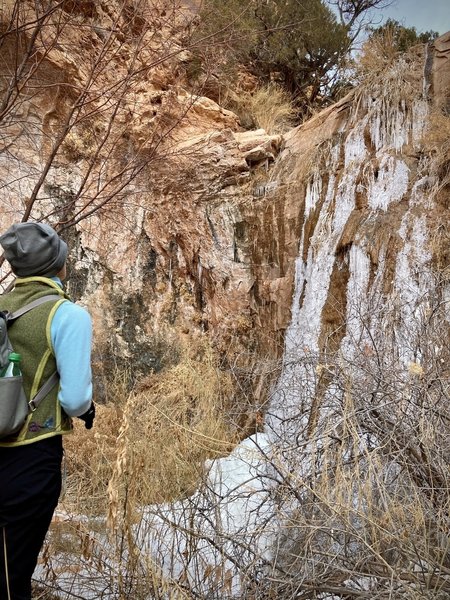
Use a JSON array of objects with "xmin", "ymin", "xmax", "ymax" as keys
[{"xmin": 371, "ymin": 0, "xmax": 450, "ymax": 35}]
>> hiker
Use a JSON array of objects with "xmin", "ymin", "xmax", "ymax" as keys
[{"xmin": 0, "ymin": 222, "xmax": 95, "ymax": 600}]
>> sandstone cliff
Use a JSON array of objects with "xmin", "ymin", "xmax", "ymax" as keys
[
  {"xmin": 2, "ymin": 2, "xmax": 449, "ymax": 597},
  {"xmin": 0, "ymin": 0, "xmax": 288, "ymax": 388},
  {"xmin": 1, "ymin": 1, "xmax": 449, "ymax": 417}
]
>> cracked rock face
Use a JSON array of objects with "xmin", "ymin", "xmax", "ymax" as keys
[
  {"xmin": 0, "ymin": 2, "xmax": 448, "ymax": 402},
  {"xmin": 75, "ymin": 34, "xmax": 448, "ymax": 393},
  {"xmin": 431, "ymin": 31, "xmax": 450, "ymax": 110}
]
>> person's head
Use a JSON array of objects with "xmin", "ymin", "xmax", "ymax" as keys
[{"xmin": 0, "ymin": 222, "xmax": 68, "ymax": 279}]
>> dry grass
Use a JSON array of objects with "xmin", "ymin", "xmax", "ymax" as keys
[
  {"xmin": 354, "ymin": 31, "xmax": 425, "ymax": 103},
  {"xmin": 225, "ymin": 82, "xmax": 296, "ymax": 134},
  {"xmin": 356, "ymin": 26, "xmax": 402, "ymax": 76},
  {"xmin": 44, "ymin": 339, "xmax": 238, "ymax": 598},
  {"xmin": 43, "ymin": 310, "xmax": 450, "ymax": 599},
  {"xmin": 424, "ymin": 109, "xmax": 450, "ymax": 186},
  {"xmin": 110, "ymin": 345, "xmax": 237, "ymax": 509},
  {"xmin": 62, "ymin": 339, "xmax": 237, "ymax": 516}
]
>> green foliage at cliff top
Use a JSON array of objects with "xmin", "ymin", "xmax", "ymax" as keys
[{"xmin": 191, "ymin": 0, "xmax": 350, "ymax": 110}]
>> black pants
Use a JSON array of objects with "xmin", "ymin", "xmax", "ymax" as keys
[{"xmin": 0, "ymin": 436, "xmax": 63, "ymax": 600}]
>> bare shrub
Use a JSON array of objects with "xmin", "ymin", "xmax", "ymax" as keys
[
  {"xmin": 355, "ymin": 29, "xmax": 425, "ymax": 89},
  {"xmin": 108, "ymin": 273, "xmax": 449, "ymax": 600},
  {"xmin": 38, "ymin": 271, "xmax": 450, "ymax": 599},
  {"xmin": 40, "ymin": 339, "xmax": 239, "ymax": 597},
  {"xmin": 258, "ymin": 272, "xmax": 450, "ymax": 599},
  {"xmin": 63, "ymin": 339, "xmax": 237, "ymax": 511}
]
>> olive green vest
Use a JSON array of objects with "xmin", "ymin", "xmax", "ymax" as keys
[{"xmin": 0, "ymin": 277, "xmax": 73, "ymax": 446}]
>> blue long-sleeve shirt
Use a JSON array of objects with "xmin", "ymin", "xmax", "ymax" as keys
[{"xmin": 50, "ymin": 278, "xmax": 92, "ymax": 417}]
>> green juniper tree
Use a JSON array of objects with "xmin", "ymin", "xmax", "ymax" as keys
[
  {"xmin": 193, "ymin": 0, "xmax": 350, "ymax": 109},
  {"xmin": 367, "ymin": 18, "xmax": 438, "ymax": 53}
]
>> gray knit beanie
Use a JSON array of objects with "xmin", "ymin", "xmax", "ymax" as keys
[{"xmin": 0, "ymin": 222, "xmax": 68, "ymax": 277}]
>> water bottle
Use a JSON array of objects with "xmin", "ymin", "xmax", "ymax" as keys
[{"xmin": 0, "ymin": 352, "xmax": 22, "ymax": 378}]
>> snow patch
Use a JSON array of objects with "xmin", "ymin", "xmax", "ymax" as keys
[{"xmin": 139, "ymin": 434, "xmax": 277, "ymax": 596}]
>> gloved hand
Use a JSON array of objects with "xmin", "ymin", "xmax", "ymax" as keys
[{"xmin": 78, "ymin": 403, "xmax": 95, "ymax": 429}]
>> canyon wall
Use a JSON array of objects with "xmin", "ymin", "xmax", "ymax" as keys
[
  {"xmin": 1, "ymin": 5, "xmax": 447, "ymax": 402},
  {"xmin": 50, "ymin": 31, "xmax": 449, "ymax": 599},
  {"xmin": 2, "ymin": 2, "xmax": 449, "ymax": 596}
]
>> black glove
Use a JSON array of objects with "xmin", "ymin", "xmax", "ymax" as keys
[{"xmin": 78, "ymin": 403, "xmax": 95, "ymax": 429}]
